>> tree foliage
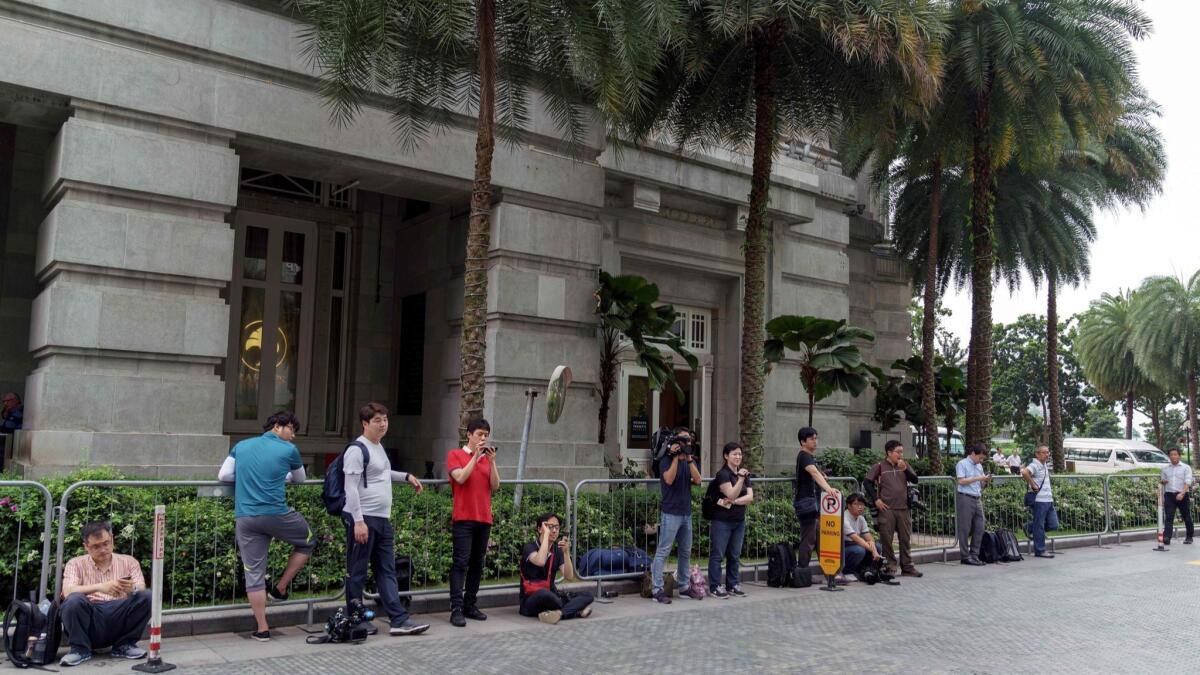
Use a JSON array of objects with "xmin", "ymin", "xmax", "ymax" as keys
[
  {"xmin": 990, "ymin": 315, "xmax": 1096, "ymax": 438},
  {"xmin": 764, "ymin": 316, "xmax": 878, "ymax": 428},
  {"xmin": 1079, "ymin": 403, "xmax": 1123, "ymax": 439}
]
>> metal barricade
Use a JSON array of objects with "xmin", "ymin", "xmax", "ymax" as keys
[
  {"xmin": 0, "ymin": 480, "xmax": 55, "ymax": 603},
  {"xmin": 52, "ymin": 478, "xmax": 570, "ymax": 616},
  {"xmin": 1105, "ymin": 473, "xmax": 1169, "ymax": 544},
  {"xmin": 570, "ymin": 476, "xmax": 859, "ymax": 592},
  {"xmin": 1036, "ymin": 474, "xmax": 1107, "ymax": 551},
  {"xmin": 911, "ymin": 476, "xmax": 959, "ymax": 560}
]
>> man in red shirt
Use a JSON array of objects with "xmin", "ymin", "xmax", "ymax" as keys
[{"xmin": 446, "ymin": 418, "xmax": 500, "ymax": 627}]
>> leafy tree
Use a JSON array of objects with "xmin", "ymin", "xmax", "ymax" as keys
[
  {"xmin": 940, "ymin": 0, "xmax": 1148, "ymax": 448},
  {"xmin": 872, "ymin": 355, "xmax": 966, "ymax": 472},
  {"xmin": 1130, "ymin": 272, "xmax": 1200, "ymax": 467},
  {"xmin": 619, "ymin": 0, "xmax": 943, "ymax": 463},
  {"xmin": 595, "ymin": 272, "xmax": 697, "ymax": 444},
  {"xmin": 990, "ymin": 315, "xmax": 1096, "ymax": 442},
  {"xmin": 764, "ymin": 316, "xmax": 878, "ymax": 429},
  {"xmin": 289, "ymin": 0, "xmax": 659, "ymax": 437},
  {"xmin": 1079, "ymin": 403, "xmax": 1122, "ymax": 439},
  {"xmin": 1139, "ymin": 406, "xmax": 1188, "ymax": 453},
  {"xmin": 907, "ymin": 298, "xmax": 967, "ymax": 367}
]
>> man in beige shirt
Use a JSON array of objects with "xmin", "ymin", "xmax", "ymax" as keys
[{"xmin": 58, "ymin": 521, "xmax": 150, "ymax": 667}]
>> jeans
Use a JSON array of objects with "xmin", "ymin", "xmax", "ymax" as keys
[
  {"xmin": 343, "ymin": 515, "xmax": 410, "ymax": 626},
  {"xmin": 843, "ymin": 542, "xmax": 882, "ymax": 576},
  {"xmin": 1163, "ymin": 493, "xmax": 1194, "ymax": 544},
  {"xmin": 708, "ymin": 519, "xmax": 745, "ymax": 591},
  {"xmin": 519, "ymin": 590, "xmax": 594, "ymax": 619},
  {"xmin": 1026, "ymin": 501, "xmax": 1060, "ymax": 555},
  {"xmin": 60, "ymin": 591, "xmax": 151, "ymax": 654},
  {"xmin": 651, "ymin": 512, "xmax": 692, "ymax": 594},
  {"xmin": 449, "ymin": 520, "xmax": 491, "ymax": 611}
]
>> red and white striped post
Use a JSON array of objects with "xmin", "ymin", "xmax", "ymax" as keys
[{"xmin": 133, "ymin": 505, "xmax": 175, "ymax": 673}]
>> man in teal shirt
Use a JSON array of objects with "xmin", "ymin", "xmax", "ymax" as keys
[{"xmin": 217, "ymin": 411, "xmax": 314, "ymax": 641}]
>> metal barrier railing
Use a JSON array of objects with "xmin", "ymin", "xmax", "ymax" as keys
[
  {"xmin": 911, "ymin": 476, "xmax": 958, "ymax": 560},
  {"xmin": 571, "ymin": 476, "xmax": 859, "ymax": 591},
  {"xmin": 1102, "ymin": 473, "xmax": 1194, "ymax": 544},
  {"xmin": 1038, "ymin": 474, "xmax": 1108, "ymax": 551},
  {"xmin": 0, "ymin": 480, "xmax": 55, "ymax": 603}
]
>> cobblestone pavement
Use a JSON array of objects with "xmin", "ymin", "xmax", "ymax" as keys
[{"xmin": 68, "ymin": 541, "xmax": 1200, "ymax": 674}]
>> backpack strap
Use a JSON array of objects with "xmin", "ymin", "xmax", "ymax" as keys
[{"xmin": 346, "ymin": 441, "xmax": 370, "ymax": 488}]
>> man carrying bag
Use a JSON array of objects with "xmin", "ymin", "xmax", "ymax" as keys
[{"xmin": 1022, "ymin": 446, "xmax": 1058, "ymax": 559}]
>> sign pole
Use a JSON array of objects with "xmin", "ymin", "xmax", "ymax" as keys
[
  {"xmin": 513, "ymin": 388, "xmax": 538, "ymax": 510},
  {"xmin": 817, "ymin": 490, "xmax": 843, "ymax": 592},
  {"xmin": 1154, "ymin": 484, "xmax": 1167, "ymax": 552},
  {"xmin": 133, "ymin": 505, "xmax": 175, "ymax": 673}
]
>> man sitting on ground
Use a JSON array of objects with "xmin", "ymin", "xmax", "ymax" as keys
[
  {"xmin": 58, "ymin": 521, "xmax": 151, "ymax": 667},
  {"xmin": 841, "ymin": 494, "xmax": 883, "ymax": 583},
  {"xmin": 519, "ymin": 513, "xmax": 594, "ymax": 624}
]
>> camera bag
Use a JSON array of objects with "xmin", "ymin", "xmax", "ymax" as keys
[
  {"xmin": 789, "ymin": 565, "xmax": 813, "ymax": 588},
  {"xmin": 767, "ymin": 543, "xmax": 794, "ymax": 587}
]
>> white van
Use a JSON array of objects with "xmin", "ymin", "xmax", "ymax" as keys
[
  {"xmin": 912, "ymin": 426, "xmax": 966, "ymax": 458},
  {"xmin": 1062, "ymin": 438, "xmax": 1170, "ymax": 474}
]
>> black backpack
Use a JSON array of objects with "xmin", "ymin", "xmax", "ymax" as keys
[
  {"xmin": 3, "ymin": 594, "xmax": 62, "ymax": 669},
  {"xmin": 701, "ymin": 478, "xmax": 721, "ymax": 520},
  {"xmin": 767, "ymin": 542, "xmax": 794, "ymax": 587},
  {"xmin": 789, "ymin": 562, "xmax": 813, "ymax": 588},
  {"xmin": 647, "ymin": 428, "xmax": 673, "ymax": 478},
  {"xmin": 321, "ymin": 441, "xmax": 371, "ymax": 516},
  {"xmin": 394, "ymin": 554, "xmax": 413, "ymax": 609},
  {"xmin": 995, "ymin": 529, "xmax": 1024, "ymax": 562},
  {"xmin": 979, "ymin": 532, "xmax": 1000, "ymax": 564}
]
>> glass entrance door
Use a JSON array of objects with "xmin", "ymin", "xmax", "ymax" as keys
[{"xmin": 618, "ymin": 363, "xmax": 711, "ymax": 469}]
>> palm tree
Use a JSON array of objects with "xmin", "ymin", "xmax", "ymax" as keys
[
  {"xmin": 764, "ymin": 316, "xmax": 878, "ymax": 427},
  {"xmin": 595, "ymin": 272, "xmax": 697, "ymax": 444},
  {"xmin": 1130, "ymin": 273, "xmax": 1200, "ymax": 468},
  {"xmin": 289, "ymin": 0, "xmax": 664, "ymax": 437},
  {"xmin": 617, "ymin": 0, "xmax": 942, "ymax": 466},
  {"xmin": 1077, "ymin": 291, "xmax": 1146, "ymax": 438},
  {"xmin": 941, "ymin": 0, "xmax": 1149, "ymax": 447}
]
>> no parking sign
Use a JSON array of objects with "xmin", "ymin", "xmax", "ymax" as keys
[{"xmin": 818, "ymin": 490, "xmax": 843, "ymax": 591}]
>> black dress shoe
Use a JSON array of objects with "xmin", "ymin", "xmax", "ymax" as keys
[
  {"xmin": 450, "ymin": 609, "xmax": 466, "ymax": 627},
  {"xmin": 1185, "ymin": 539, "xmax": 1194, "ymax": 545},
  {"xmin": 462, "ymin": 606, "xmax": 487, "ymax": 621},
  {"xmin": 1034, "ymin": 552, "xmax": 1055, "ymax": 559},
  {"xmin": 960, "ymin": 557, "xmax": 985, "ymax": 566}
]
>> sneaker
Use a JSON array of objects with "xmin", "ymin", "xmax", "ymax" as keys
[
  {"xmin": 267, "ymin": 584, "xmax": 289, "ymax": 602},
  {"xmin": 1186, "ymin": 538, "xmax": 1194, "ymax": 545},
  {"xmin": 60, "ymin": 651, "xmax": 92, "ymax": 667},
  {"xmin": 538, "ymin": 609, "xmax": 562, "ymax": 625},
  {"xmin": 651, "ymin": 589, "xmax": 672, "ymax": 604},
  {"xmin": 679, "ymin": 586, "xmax": 704, "ymax": 600},
  {"xmin": 711, "ymin": 585, "xmax": 729, "ymax": 599},
  {"xmin": 462, "ymin": 606, "xmax": 487, "ymax": 621},
  {"xmin": 833, "ymin": 575, "xmax": 849, "ymax": 585},
  {"xmin": 390, "ymin": 620, "xmax": 430, "ymax": 636},
  {"xmin": 110, "ymin": 643, "xmax": 147, "ymax": 660},
  {"xmin": 729, "ymin": 585, "xmax": 746, "ymax": 597},
  {"xmin": 251, "ymin": 630, "xmax": 271, "ymax": 642},
  {"xmin": 450, "ymin": 609, "xmax": 466, "ymax": 627},
  {"xmin": 578, "ymin": 604, "xmax": 593, "ymax": 618},
  {"xmin": 901, "ymin": 568, "xmax": 924, "ymax": 578}
]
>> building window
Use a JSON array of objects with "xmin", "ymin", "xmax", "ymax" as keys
[
  {"xmin": 669, "ymin": 307, "xmax": 711, "ymax": 354},
  {"xmin": 324, "ymin": 228, "xmax": 351, "ymax": 432},
  {"xmin": 239, "ymin": 168, "xmax": 357, "ymax": 210},
  {"xmin": 395, "ymin": 293, "xmax": 426, "ymax": 415},
  {"xmin": 226, "ymin": 212, "xmax": 317, "ymax": 432}
]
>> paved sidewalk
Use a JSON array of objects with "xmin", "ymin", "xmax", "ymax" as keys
[{"xmin": 60, "ymin": 541, "xmax": 1200, "ymax": 674}]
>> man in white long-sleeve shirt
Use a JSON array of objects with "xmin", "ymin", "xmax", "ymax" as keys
[
  {"xmin": 1160, "ymin": 447, "xmax": 1195, "ymax": 546},
  {"xmin": 341, "ymin": 402, "xmax": 429, "ymax": 636},
  {"xmin": 217, "ymin": 411, "xmax": 313, "ymax": 641}
]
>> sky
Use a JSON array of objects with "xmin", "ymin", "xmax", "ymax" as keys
[{"xmin": 941, "ymin": 1, "xmax": 1200, "ymax": 345}]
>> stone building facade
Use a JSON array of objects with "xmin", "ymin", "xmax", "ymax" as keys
[{"xmin": 0, "ymin": 0, "xmax": 909, "ymax": 480}]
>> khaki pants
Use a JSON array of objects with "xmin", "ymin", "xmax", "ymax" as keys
[{"xmin": 876, "ymin": 507, "xmax": 913, "ymax": 570}]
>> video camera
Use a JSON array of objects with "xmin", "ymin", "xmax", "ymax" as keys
[
  {"xmin": 665, "ymin": 435, "xmax": 694, "ymax": 457},
  {"xmin": 322, "ymin": 599, "xmax": 375, "ymax": 643},
  {"xmin": 859, "ymin": 557, "xmax": 897, "ymax": 586}
]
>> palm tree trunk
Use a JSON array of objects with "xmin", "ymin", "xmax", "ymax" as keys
[
  {"xmin": 1151, "ymin": 403, "xmax": 1162, "ymax": 450},
  {"xmin": 966, "ymin": 88, "xmax": 995, "ymax": 450},
  {"xmin": 597, "ymin": 329, "xmax": 619, "ymax": 444},
  {"xmin": 922, "ymin": 156, "xmax": 942, "ymax": 473},
  {"xmin": 1047, "ymin": 276, "xmax": 1064, "ymax": 471},
  {"xmin": 1189, "ymin": 369, "xmax": 1198, "ymax": 468},
  {"xmin": 458, "ymin": 0, "xmax": 496, "ymax": 439},
  {"xmin": 739, "ymin": 26, "xmax": 781, "ymax": 468},
  {"xmin": 1124, "ymin": 391, "xmax": 1135, "ymax": 440}
]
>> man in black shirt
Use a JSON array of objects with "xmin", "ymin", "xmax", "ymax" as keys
[
  {"xmin": 794, "ymin": 427, "xmax": 841, "ymax": 570},
  {"xmin": 519, "ymin": 513, "xmax": 594, "ymax": 624}
]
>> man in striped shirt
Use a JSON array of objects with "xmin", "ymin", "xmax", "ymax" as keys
[{"xmin": 58, "ymin": 521, "xmax": 150, "ymax": 667}]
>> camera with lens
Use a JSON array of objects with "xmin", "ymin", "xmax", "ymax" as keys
[
  {"xmin": 323, "ymin": 599, "xmax": 376, "ymax": 643},
  {"xmin": 906, "ymin": 484, "xmax": 926, "ymax": 511},
  {"xmin": 666, "ymin": 436, "xmax": 692, "ymax": 457},
  {"xmin": 860, "ymin": 556, "xmax": 896, "ymax": 586}
]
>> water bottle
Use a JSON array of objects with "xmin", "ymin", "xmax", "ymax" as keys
[{"xmin": 37, "ymin": 598, "xmax": 50, "ymax": 616}]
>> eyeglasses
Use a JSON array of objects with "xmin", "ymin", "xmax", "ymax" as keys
[{"xmin": 544, "ymin": 523, "xmax": 561, "ymax": 530}]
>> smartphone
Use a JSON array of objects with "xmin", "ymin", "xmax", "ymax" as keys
[{"xmin": 120, "ymin": 575, "xmax": 133, "ymax": 581}]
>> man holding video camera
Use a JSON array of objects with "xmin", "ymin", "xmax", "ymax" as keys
[
  {"xmin": 447, "ymin": 418, "xmax": 501, "ymax": 627},
  {"xmin": 864, "ymin": 440, "xmax": 922, "ymax": 577},
  {"xmin": 650, "ymin": 427, "xmax": 703, "ymax": 604}
]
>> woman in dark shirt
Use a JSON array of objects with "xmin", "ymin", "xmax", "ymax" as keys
[
  {"xmin": 519, "ymin": 513, "xmax": 594, "ymax": 624},
  {"xmin": 708, "ymin": 442, "xmax": 754, "ymax": 598}
]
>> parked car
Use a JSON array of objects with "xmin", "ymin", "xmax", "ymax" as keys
[{"xmin": 1063, "ymin": 438, "xmax": 1170, "ymax": 474}]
